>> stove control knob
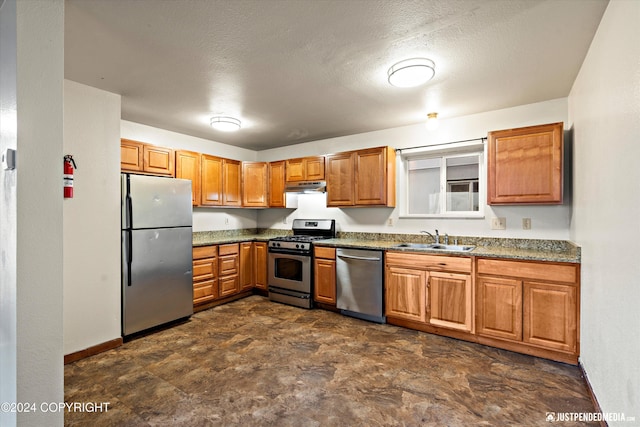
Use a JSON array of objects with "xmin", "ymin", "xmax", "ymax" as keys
[{"xmin": 296, "ymin": 244, "xmax": 300, "ymax": 249}]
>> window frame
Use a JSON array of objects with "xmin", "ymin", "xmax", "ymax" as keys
[{"xmin": 398, "ymin": 141, "xmax": 486, "ymax": 219}]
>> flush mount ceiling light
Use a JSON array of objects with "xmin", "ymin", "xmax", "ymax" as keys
[
  {"xmin": 387, "ymin": 58, "xmax": 435, "ymax": 88},
  {"xmin": 210, "ymin": 116, "xmax": 241, "ymax": 132},
  {"xmin": 426, "ymin": 112, "xmax": 439, "ymax": 130}
]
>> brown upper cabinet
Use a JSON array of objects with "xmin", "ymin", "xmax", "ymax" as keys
[
  {"xmin": 199, "ymin": 155, "xmax": 241, "ymax": 207},
  {"xmin": 487, "ymin": 122, "xmax": 563, "ymax": 205},
  {"xmin": 121, "ymin": 139, "xmax": 174, "ymax": 176},
  {"xmin": 200, "ymin": 154, "xmax": 223, "ymax": 206},
  {"xmin": 326, "ymin": 146, "xmax": 396, "ymax": 207},
  {"xmin": 223, "ymin": 159, "xmax": 242, "ymax": 207},
  {"xmin": 121, "ymin": 139, "xmax": 144, "ymax": 172},
  {"xmin": 175, "ymin": 150, "xmax": 201, "ymax": 206},
  {"xmin": 242, "ymin": 162, "xmax": 268, "ymax": 208},
  {"xmin": 268, "ymin": 161, "xmax": 286, "ymax": 208},
  {"xmin": 285, "ymin": 156, "xmax": 325, "ymax": 182}
]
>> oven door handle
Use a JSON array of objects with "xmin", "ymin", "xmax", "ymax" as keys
[{"xmin": 337, "ymin": 254, "xmax": 382, "ymax": 262}]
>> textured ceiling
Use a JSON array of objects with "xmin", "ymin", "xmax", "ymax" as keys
[{"xmin": 64, "ymin": 0, "xmax": 608, "ymax": 151}]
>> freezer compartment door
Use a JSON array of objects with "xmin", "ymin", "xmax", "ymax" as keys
[
  {"xmin": 125, "ymin": 174, "xmax": 192, "ymax": 229},
  {"xmin": 122, "ymin": 227, "xmax": 193, "ymax": 336}
]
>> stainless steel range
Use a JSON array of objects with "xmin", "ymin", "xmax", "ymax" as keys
[{"xmin": 268, "ymin": 219, "xmax": 336, "ymax": 309}]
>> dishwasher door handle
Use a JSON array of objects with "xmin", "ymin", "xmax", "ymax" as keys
[{"xmin": 337, "ymin": 254, "xmax": 381, "ymax": 262}]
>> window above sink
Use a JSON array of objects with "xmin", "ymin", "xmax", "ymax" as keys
[{"xmin": 397, "ymin": 139, "xmax": 485, "ymax": 219}]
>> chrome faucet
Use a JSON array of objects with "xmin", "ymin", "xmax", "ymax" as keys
[
  {"xmin": 444, "ymin": 233, "xmax": 449, "ymax": 245},
  {"xmin": 420, "ymin": 229, "xmax": 440, "ymax": 244}
]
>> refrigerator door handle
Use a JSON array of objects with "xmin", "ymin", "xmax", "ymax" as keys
[
  {"xmin": 126, "ymin": 195, "xmax": 132, "ymax": 230},
  {"xmin": 126, "ymin": 230, "xmax": 133, "ymax": 286}
]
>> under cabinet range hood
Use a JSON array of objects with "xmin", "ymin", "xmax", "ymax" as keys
[{"xmin": 284, "ymin": 180, "xmax": 326, "ymax": 193}]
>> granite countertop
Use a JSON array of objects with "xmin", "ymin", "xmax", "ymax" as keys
[
  {"xmin": 314, "ymin": 234, "xmax": 581, "ymax": 264},
  {"xmin": 193, "ymin": 229, "xmax": 581, "ymax": 263},
  {"xmin": 192, "ymin": 229, "xmax": 291, "ymax": 247}
]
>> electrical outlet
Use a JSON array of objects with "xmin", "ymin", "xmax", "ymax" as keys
[
  {"xmin": 491, "ymin": 217, "xmax": 506, "ymax": 230},
  {"xmin": 282, "ymin": 215, "xmax": 287, "ymax": 224},
  {"xmin": 224, "ymin": 217, "xmax": 229, "ymax": 225},
  {"xmin": 522, "ymin": 218, "xmax": 531, "ymax": 230},
  {"xmin": 387, "ymin": 218, "xmax": 393, "ymax": 226}
]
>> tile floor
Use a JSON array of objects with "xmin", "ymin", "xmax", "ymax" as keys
[{"xmin": 64, "ymin": 295, "xmax": 597, "ymax": 426}]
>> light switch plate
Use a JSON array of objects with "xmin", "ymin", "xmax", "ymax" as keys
[
  {"xmin": 2, "ymin": 148, "xmax": 16, "ymax": 170},
  {"xmin": 522, "ymin": 218, "xmax": 532, "ymax": 230}
]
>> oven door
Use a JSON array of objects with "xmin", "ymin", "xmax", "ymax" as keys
[{"xmin": 268, "ymin": 251, "xmax": 311, "ymax": 293}]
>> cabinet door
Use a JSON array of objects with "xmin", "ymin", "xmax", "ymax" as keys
[
  {"xmin": 143, "ymin": 145, "xmax": 174, "ymax": 176},
  {"xmin": 305, "ymin": 156, "xmax": 325, "ymax": 180},
  {"xmin": 285, "ymin": 158, "xmax": 305, "ymax": 182},
  {"xmin": 476, "ymin": 276, "xmax": 522, "ymax": 341},
  {"xmin": 355, "ymin": 147, "xmax": 387, "ymax": 206},
  {"xmin": 223, "ymin": 159, "xmax": 242, "ymax": 206},
  {"xmin": 176, "ymin": 150, "xmax": 201, "ymax": 206},
  {"xmin": 428, "ymin": 272, "xmax": 473, "ymax": 332},
  {"xmin": 201, "ymin": 154, "xmax": 223, "ymax": 206},
  {"xmin": 488, "ymin": 122, "xmax": 563, "ymax": 204},
  {"xmin": 121, "ymin": 139, "xmax": 144, "ymax": 172},
  {"xmin": 242, "ymin": 162, "xmax": 268, "ymax": 207},
  {"xmin": 523, "ymin": 281, "xmax": 577, "ymax": 352},
  {"xmin": 314, "ymin": 258, "xmax": 336, "ymax": 304},
  {"xmin": 385, "ymin": 266, "xmax": 426, "ymax": 322},
  {"xmin": 239, "ymin": 242, "xmax": 254, "ymax": 291},
  {"xmin": 253, "ymin": 242, "xmax": 268, "ymax": 290},
  {"xmin": 269, "ymin": 161, "xmax": 286, "ymax": 207},
  {"xmin": 326, "ymin": 152, "xmax": 355, "ymax": 207}
]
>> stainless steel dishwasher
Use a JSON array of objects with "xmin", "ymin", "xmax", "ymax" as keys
[{"xmin": 336, "ymin": 248, "xmax": 385, "ymax": 324}]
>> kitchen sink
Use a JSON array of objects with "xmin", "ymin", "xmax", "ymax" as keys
[{"xmin": 394, "ymin": 243, "xmax": 475, "ymax": 252}]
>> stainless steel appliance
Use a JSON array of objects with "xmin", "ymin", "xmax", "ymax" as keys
[
  {"xmin": 268, "ymin": 219, "xmax": 336, "ymax": 309},
  {"xmin": 336, "ymin": 248, "xmax": 385, "ymax": 323},
  {"xmin": 121, "ymin": 173, "xmax": 194, "ymax": 336}
]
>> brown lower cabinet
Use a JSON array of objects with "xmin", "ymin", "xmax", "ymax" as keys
[
  {"xmin": 314, "ymin": 247, "xmax": 336, "ymax": 305},
  {"xmin": 385, "ymin": 252, "xmax": 473, "ymax": 335},
  {"xmin": 253, "ymin": 242, "xmax": 268, "ymax": 290},
  {"xmin": 192, "ymin": 241, "xmax": 268, "ymax": 310},
  {"xmin": 476, "ymin": 258, "xmax": 578, "ymax": 358},
  {"xmin": 218, "ymin": 243, "xmax": 239, "ymax": 297},
  {"xmin": 192, "ymin": 246, "xmax": 218, "ymax": 306},
  {"xmin": 386, "ymin": 252, "xmax": 580, "ymax": 365}
]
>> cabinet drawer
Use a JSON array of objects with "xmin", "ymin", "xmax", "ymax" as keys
[
  {"xmin": 218, "ymin": 243, "xmax": 239, "ymax": 256},
  {"xmin": 193, "ymin": 279, "xmax": 217, "ymax": 304},
  {"xmin": 386, "ymin": 252, "xmax": 471, "ymax": 273},
  {"xmin": 193, "ymin": 257, "xmax": 217, "ymax": 281},
  {"xmin": 477, "ymin": 259, "xmax": 577, "ymax": 284},
  {"xmin": 193, "ymin": 245, "xmax": 217, "ymax": 260},
  {"xmin": 219, "ymin": 274, "xmax": 239, "ymax": 297},
  {"xmin": 219, "ymin": 255, "xmax": 239, "ymax": 276},
  {"xmin": 314, "ymin": 246, "xmax": 336, "ymax": 260}
]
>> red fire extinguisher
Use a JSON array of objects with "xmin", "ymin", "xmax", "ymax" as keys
[{"xmin": 63, "ymin": 155, "xmax": 77, "ymax": 198}]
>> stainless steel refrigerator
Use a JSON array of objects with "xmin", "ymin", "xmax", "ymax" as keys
[{"xmin": 121, "ymin": 173, "xmax": 193, "ymax": 336}]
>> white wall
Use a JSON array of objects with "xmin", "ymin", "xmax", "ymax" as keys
[
  {"xmin": 63, "ymin": 80, "xmax": 122, "ymax": 355},
  {"xmin": 0, "ymin": 0, "xmax": 65, "ymax": 426},
  {"xmin": 568, "ymin": 1, "xmax": 640, "ymax": 423},
  {"xmin": 258, "ymin": 98, "xmax": 571, "ymax": 239},
  {"xmin": 121, "ymin": 120, "xmax": 259, "ymax": 232}
]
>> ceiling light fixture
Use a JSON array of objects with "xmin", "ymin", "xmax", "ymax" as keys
[
  {"xmin": 387, "ymin": 58, "xmax": 435, "ymax": 88},
  {"xmin": 210, "ymin": 116, "xmax": 241, "ymax": 132},
  {"xmin": 426, "ymin": 112, "xmax": 439, "ymax": 130}
]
